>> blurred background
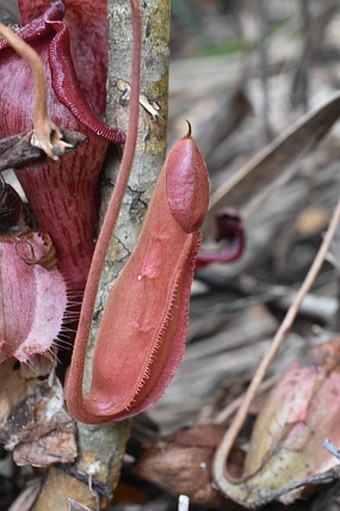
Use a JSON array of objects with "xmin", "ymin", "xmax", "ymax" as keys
[{"xmin": 153, "ymin": 0, "xmax": 340, "ymax": 432}]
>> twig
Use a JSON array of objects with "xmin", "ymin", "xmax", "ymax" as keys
[
  {"xmin": 214, "ymin": 196, "xmax": 340, "ymax": 492},
  {"xmin": 0, "ymin": 129, "xmax": 86, "ymax": 172}
]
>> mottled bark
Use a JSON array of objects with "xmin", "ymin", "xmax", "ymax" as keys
[{"xmin": 98, "ymin": 0, "xmax": 171, "ymax": 319}]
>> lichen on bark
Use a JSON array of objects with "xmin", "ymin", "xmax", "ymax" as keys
[{"xmin": 99, "ymin": 0, "xmax": 171, "ymax": 309}]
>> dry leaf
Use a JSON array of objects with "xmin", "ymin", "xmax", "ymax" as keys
[
  {"xmin": 0, "ymin": 357, "xmax": 77, "ymax": 467},
  {"xmin": 134, "ymin": 424, "xmax": 227, "ymax": 508},
  {"xmin": 218, "ymin": 337, "xmax": 340, "ymax": 507},
  {"xmin": 205, "ymin": 92, "xmax": 340, "ymax": 235}
]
